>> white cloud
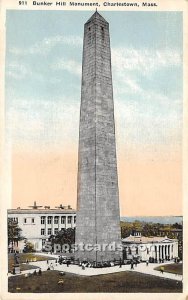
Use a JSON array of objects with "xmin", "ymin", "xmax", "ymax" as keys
[
  {"xmin": 7, "ymin": 92, "xmax": 181, "ymax": 153},
  {"xmin": 9, "ymin": 35, "xmax": 82, "ymax": 56},
  {"xmin": 6, "ymin": 44, "xmax": 182, "ymax": 154},
  {"xmin": 114, "ymin": 97, "xmax": 182, "ymax": 149},
  {"xmin": 111, "ymin": 46, "xmax": 182, "ymax": 115},
  {"xmin": 111, "ymin": 47, "xmax": 181, "ymax": 75},
  {"xmin": 6, "ymin": 62, "xmax": 31, "ymax": 79},
  {"xmin": 51, "ymin": 58, "xmax": 81, "ymax": 76}
]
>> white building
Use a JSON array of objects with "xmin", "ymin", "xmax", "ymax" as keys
[
  {"xmin": 8, "ymin": 202, "xmax": 76, "ymax": 252},
  {"xmin": 122, "ymin": 233, "xmax": 179, "ymax": 262}
]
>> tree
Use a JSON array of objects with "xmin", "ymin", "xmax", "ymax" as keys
[
  {"xmin": 8, "ymin": 219, "xmax": 25, "ymax": 252},
  {"xmin": 120, "ymin": 221, "xmax": 132, "ymax": 238},
  {"xmin": 23, "ymin": 241, "xmax": 35, "ymax": 253},
  {"xmin": 48, "ymin": 228, "xmax": 75, "ymax": 253},
  {"xmin": 172, "ymin": 222, "xmax": 182, "ymax": 229},
  {"xmin": 142, "ymin": 223, "xmax": 161, "ymax": 236}
]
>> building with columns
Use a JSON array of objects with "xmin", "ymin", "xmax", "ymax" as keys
[
  {"xmin": 8, "ymin": 202, "xmax": 76, "ymax": 252},
  {"xmin": 122, "ymin": 233, "xmax": 179, "ymax": 262}
]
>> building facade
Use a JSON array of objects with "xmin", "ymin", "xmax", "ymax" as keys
[
  {"xmin": 159, "ymin": 228, "xmax": 182, "ymax": 239},
  {"xmin": 8, "ymin": 204, "xmax": 76, "ymax": 252},
  {"xmin": 122, "ymin": 233, "xmax": 179, "ymax": 262}
]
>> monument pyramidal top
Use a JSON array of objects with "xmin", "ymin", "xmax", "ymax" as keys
[{"xmin": 85, "ymin": 10, "xmax": 109, "ymax": 24}]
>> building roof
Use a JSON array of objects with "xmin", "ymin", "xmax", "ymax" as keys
[
  {"xmin": 8, "ymin": 202, "xmax": 76, "ymax": 214},
  {"xmin": 122, "ymin": 235, "xmax": 178, "ymax": 244},
  {"xmin": 8, "ymin": 209, "xmax": 76, "ymax": 215}
]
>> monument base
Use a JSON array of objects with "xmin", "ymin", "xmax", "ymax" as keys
[
  {"xmin": 74, "ymin": 250, "xmax": 123, "ymax": 268},
  {"xmin": 12, "ymin": 264, "xmax": 21, "ymax": 275}
]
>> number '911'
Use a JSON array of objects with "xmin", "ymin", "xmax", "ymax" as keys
[{"xmin": 19, "ymin": 1, "xmax": 27, "ymax": 5}]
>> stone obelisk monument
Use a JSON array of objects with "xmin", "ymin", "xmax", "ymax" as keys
[{"xmin": 75, "ymin": 11, "xmax": 122, "ymax": 263}]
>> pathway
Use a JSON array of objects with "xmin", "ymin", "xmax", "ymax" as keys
[{"xmin": 8, "ymin": 254, "xmax": 183, "ymax": 282}]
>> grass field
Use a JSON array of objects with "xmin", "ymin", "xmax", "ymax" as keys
[
  {"xmin": 8, "ymin": 253, "xmax": 55, "ymax": 272},
  {"xmin": 154, "ymin": 263, "xmax": 183, "ymax": 275},
  {"xmin": 8, "ymin": 270, "xmax": 182, "ymax": 293}
]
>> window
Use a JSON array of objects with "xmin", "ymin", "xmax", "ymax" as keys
[
  {"xmin": 61, "ymin": 216, "xmax": 66, "ymax": 224},
  {"xmin": 42, "ymin": 239, "xmax": 46, "ymax": 246},
  {"xmin": 74, "ymin": 216, "xmax": 76, "ymax": 223},
  {"xmin": 54, "ymin": 216, "xmax": 59, "ymax": 224},
  {"xmin": 41, "ymin": 216, "xmax": 45, "ymax": 224},
  {"xmin": 68, "ymin": 216, "xmax": 72, "ymax": 224},
  {"xmin": 24, "ymin": 218, "xmax": 27, "ymax": 224},
  {"xmin": 48, "ymin": 216, "xmax": 52, "ymax": 224},
  {"xmin": 48, "ymin": 228, "xmax": 52, "ymax": 235},
  {"xmin": 54, "ymin": 228, "xmax": 59, "ymax": 235},
  {"xmin": 32, "ymin": 218, "xmax": 35, "ymax": 224},
  {"xmin": 41, "ymin": 229, "xmax": 45, "ymax": 235}
]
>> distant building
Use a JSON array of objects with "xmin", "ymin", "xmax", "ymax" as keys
[
  {"xmin": 122, "ymin": 232, "xmax": 179, "ymax": 262},
  {"xmin": 159, "ymin": 228, "xmax": 182, "ymax": 239},
  {"xmin": 8, "ymin": 202, "xmax": 76, "ymax": 252}
]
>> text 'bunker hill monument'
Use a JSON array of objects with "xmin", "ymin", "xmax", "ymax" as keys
[{"xmin": 75, "ymin": 11, "xmax": 122, "ymax": 263}]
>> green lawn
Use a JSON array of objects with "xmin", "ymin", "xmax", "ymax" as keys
[
  {"xmin": 8, "ymin": 253, "xmax": 55, "ymax": 272},
  {"xmin": 8, "ymin": 270, "xmax": 182, "ymax": 293},
  {"xmin": 154, "ymin": 263, "xmax": 183, "ymax": 275}
]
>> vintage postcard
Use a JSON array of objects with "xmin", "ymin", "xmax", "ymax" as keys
[{"xmin": 0, "ymin": 0, "xmax": 188, "ymax": 299}]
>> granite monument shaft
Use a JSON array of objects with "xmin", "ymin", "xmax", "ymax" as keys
[{"xmin": 75, "ymin": 11, "xmax": 122, "ymax": 263}]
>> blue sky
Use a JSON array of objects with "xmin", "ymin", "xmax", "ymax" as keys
[{"xmin": 6, "ymin": 10, "xmax": 183, "ymax": 158}]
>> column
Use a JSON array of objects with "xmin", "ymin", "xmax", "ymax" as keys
[
  {"xmin": 51, "ymin": 216, "xmax": 54, "ymax": 235},
  {"xmin": 168, "ymin": 244, "xmax": 170, "ymax": 259},
  {"xmin": 124, "ymin": 247, "xmax": 127, "ymax": 259},
  {"xmin": 58, "ymin": 215, "xmax": 61, "ymax": 231},
  {"xmin": 70, "ymin": 216, "xmax": 72, "ymax": 228},
  {"xmin": 65, "ymin": 215, "xmax": 68, "ymax": 229},
  {"xmin": 173, "ymin": 243, "xmax": 175, "ymax": 258},
  {"xmin": 174, "ymin": 242, "xmax": 177, "ymax": 257},
  {"xmin": 71, "ymin": 214, "xmax": 74, "ymax": 228},
  {"xmin": 151, "ymin": 244, "xmax": 155, "ymax": 259},
  {"xmin": 156, "ymin": 245, "xmax": 159, "ymax": 261},
  {"xmin": 161, "ymin": 245, "xmax": 163, "ymax": 260},
  {"xmin": 171, "ymin": 244, "xmax": 174, "ymax": 259},
  {"xmin": 67, "ymin": 215, "xmax": 69, "ymax": 228},
  {"xmin": 45, "ymin": 216, "xmax": 47, "ymax": 236}
]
